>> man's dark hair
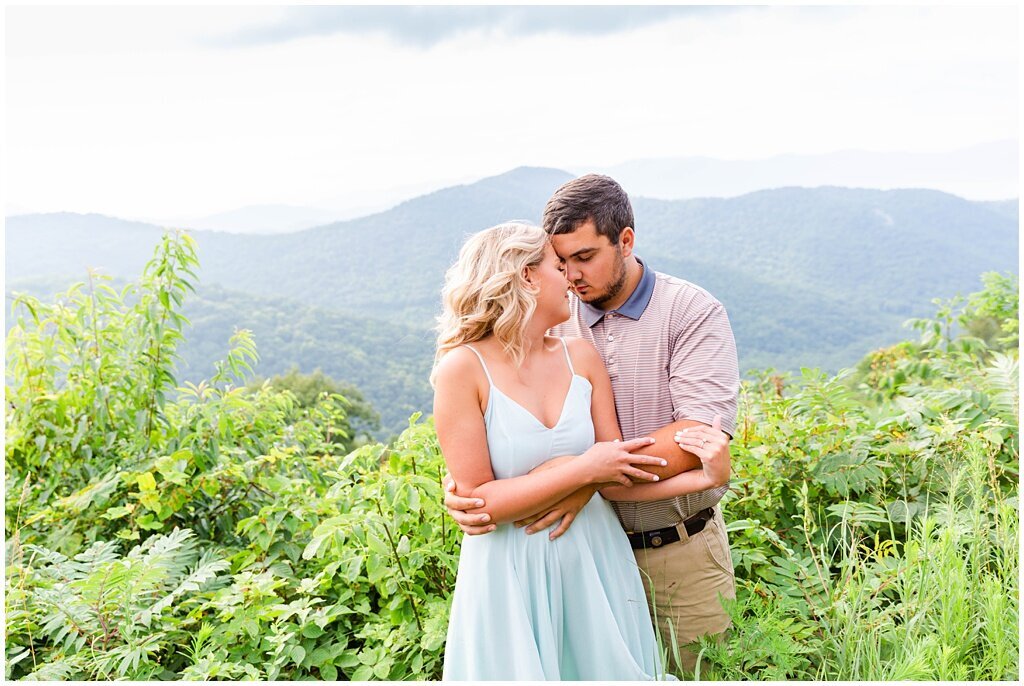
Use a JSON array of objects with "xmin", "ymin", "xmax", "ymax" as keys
[{"xmin": 542, "ymin": 174, "xmax": 634, "ymax": 244}]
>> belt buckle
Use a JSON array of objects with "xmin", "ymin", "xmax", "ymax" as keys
[{"xmin": 650, "ymin": 533, "xmax": 664, "ymax": 548}]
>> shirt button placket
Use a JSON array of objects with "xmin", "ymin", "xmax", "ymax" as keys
[{"xmin": 606, "ymin": 321, "xmax": 618, "ymax": 367}]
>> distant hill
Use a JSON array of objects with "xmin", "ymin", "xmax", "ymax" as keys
[
  {"xmin": 6, "ymin": 212, "xmax": 166, "ymax": 280},
  {"xmin": 5, "ymin": 277, "xmax": 433, "ymax": 439},
  {"xmin": 634, "ymin": 187, "xmax": 1017, "ymax": 313},
  {"xmin": 978, "ymin": 199, "xmax": 1019, "ymax": 223},
  {"xmin": 6, "ymin": 167, "xmax": 577, "ymax": 322},
  {"xmin": 583, "ymin": 140, "xmax": 1018, "ymax": 201},
  {"xmin": 6, "ymin": 166, "xmax": 1018, "ymax": 398},
  {"xmin": 177, "ymin": 286, "xmax": 434, "ymax": 438}
]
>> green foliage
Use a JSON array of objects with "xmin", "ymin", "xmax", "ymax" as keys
[
  {"xmin": 7, "ymin": 529, "xmax": 230, "ymax": 680},
  {"xmin": 688, "ymin": 277, "xmax": 1019, "ymax": 681},
  {"xmin": 6, "ymin": 232, "xmax": 199, "ymax": 493},
  {"xmin": 6, "ymin": 233, "xmax": 457, "ymax": 680},
  {"xmin": 963, "ymin": 271, "xmax": 1019, "ymax": 349},
  {"xmin": 248, "ymin": 366, "xmax": 381, "ymax": 448},
  {"xmin": 6, "ymin": 230, "xmax": 1018, "ymax": 680},
  {"xmin": 693, "ymin": 585, "xmax": 820, "ymax": 680}
]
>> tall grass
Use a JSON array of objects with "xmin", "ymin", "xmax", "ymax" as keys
[
  {"xmin": 692, "ymin": 437, "xmax": 1018, "ymax": 681},
  {"xmin": 817, "ymin": 439, "xmax": 1017, "ymax": 680}
]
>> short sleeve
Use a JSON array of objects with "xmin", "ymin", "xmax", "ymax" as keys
[{"xmin": 668, "ymin": 302, "xmax": 740, "ymax": 437}]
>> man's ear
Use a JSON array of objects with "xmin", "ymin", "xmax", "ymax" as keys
[{"xmin": 619, "ymin": 227, "xmax": 636, "ymax": 258}]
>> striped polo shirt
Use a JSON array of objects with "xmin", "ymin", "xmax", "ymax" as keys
[{"xmin": 550, "ymin": 257, "xmax": 740, "ymax": 532}]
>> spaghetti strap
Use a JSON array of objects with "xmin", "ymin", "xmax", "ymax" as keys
[
  {"xmin": 559, "ymin": 337, "xmax": 576, "ymax": 375},
  {"xmin": 462, "ymin": 344, "xmax": 494, "ymax": 387}
]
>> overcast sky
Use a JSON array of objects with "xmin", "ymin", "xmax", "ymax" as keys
[{"xmin": 5, "ymin": 4, "xmax": 1019, "ymax": 220}]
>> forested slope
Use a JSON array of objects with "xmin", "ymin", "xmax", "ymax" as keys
[{"xmin": 6, "ymin": 169, "xmax": 1017, "ymax": 382}]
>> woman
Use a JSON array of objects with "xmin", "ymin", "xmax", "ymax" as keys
[{"xmin": 432, "ymin": 222, "xmax": 728, "ymax": 680}]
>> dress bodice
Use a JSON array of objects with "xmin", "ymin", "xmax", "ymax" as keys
[{"xmin": 463, "ymin": 340, "xmax": 595, "ymax": 479}]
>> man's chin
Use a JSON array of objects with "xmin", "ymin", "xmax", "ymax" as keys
[
  {"xmin": 571, "ymin": 286, "xmax": 611, "ymax": 308},
  {"xmin": 581, "ymin": 293, "xmax": 611, "ymax": 309}
]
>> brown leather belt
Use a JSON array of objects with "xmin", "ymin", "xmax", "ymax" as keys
[{"xmin": 626, "ymin": 507, "xmax": 715, "ymax": 550}]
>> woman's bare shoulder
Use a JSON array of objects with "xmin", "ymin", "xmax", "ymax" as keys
[
  {"xmin": 560, "ymin": 336, "xmax": 604, "ymax": 375},
  {"xmin": 434, "ymin": 346, "xmax": 484, "ymax": 384}
]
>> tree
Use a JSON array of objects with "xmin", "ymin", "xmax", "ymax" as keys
[{"xmin": 251, "ymin": 367, "xmax": 381, "ymax": 450}]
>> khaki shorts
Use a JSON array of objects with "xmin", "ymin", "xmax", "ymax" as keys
[{"xmin": 633, "ymin": 507, "xmax": 736, "ymax": 675}]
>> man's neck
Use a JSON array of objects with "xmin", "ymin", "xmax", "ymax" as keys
[{"xmin": 599, "ymin": 256, "xmax": 643, "ymax": 312}]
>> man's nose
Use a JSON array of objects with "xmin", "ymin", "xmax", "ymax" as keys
[{"xmin": 566, "ymin": 264, "xmax": 583, "ymax": 282}]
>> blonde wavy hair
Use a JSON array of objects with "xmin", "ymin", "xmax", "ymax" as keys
[{"xmin": 432, "ymin": 222, "xmax": 550, "ymax": 383}]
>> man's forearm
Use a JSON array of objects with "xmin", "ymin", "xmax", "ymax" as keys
[
  {"xmin": 626, "ymin": 420, "xmax": 704, "ymax": 480},
  {"xmin": 530, "ymin": 428, "xmax": 702, "ymax": 484}
]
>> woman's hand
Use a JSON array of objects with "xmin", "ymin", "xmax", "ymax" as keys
[
  {"xmin": 674, "ymin": 414, "xmax": 730, "ymax": 487},
  {"xmin": 443, "ymin": 475, "xmax": 496, "ymax": 535},
  {"xmin": 580, "ymin": 437, "xmax": 666, "ymax": 486}
]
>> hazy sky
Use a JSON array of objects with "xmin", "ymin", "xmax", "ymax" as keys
[{"xmin": 5, "ymin": 4, "xmax": 1019, "ymax": 220}]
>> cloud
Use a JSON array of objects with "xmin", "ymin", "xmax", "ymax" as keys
[{"xmin": 213, "ymin": 5, "xmax": 735, "ymax": 48}]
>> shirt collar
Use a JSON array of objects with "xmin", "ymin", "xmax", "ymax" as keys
[{"xmin": 580, "ymin": 256, "xmax": 655, "ymax": 328}]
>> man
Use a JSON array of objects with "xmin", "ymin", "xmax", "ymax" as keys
[{"xmin": 446, "ymin": 174, "xmax": 740, "ymax": 674}]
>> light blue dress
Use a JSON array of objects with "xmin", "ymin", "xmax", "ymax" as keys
[{"xmin": 442, "ymin": 339, "xmax": 670, "ymax": 681}]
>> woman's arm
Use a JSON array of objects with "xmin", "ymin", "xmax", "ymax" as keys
[{"xmin": 433, "ymin": 348, "xmax": 664, "ymax": 525}]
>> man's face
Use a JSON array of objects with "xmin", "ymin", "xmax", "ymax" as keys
[{"xmin": 550, "ymin": 219, "xmax": 629, "ymax": 310}]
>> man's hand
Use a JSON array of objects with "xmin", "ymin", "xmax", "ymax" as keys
[
  {"xmin": 442, "ymin": 475, "xmax": 496, "ymax": 535},
  {"xmin": 674, "ymin": 414, "xmax": 731, "ymax": 486},
  {"xmin": 515, "ymin": 485, "xmax": 597, "ymax": 541}
]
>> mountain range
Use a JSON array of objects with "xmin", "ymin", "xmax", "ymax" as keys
[
  {"xmin": 6, "ymin": 167, "xmax": 1018, "ymax": 435},
  {"xmin": 11, "ymin": 141, "xmax": 1012, "ymax": 235}
]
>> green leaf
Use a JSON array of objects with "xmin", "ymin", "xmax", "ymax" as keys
[
  {"xmin": 351, "ymin": 664, "xmax": 374, "ymax": 680},
  {"xmin": 367, "ymin": 533, "xmax": 389, "ymax": 555},
  {"xmin": 302, "ymin": 535, "xmax": 328, "ymax": 560},
  {"xmin": 301, "ymin": 623, "xmax": 324, "ymax": 639},
  {"xmin": 336, "ymin": 652, "xmax": 360, "ymax": 669},
  {"xmin": 320, "ymin": 664, "xmax": 337, "ymax": 680},
  {"xmin": 373, "ymin": 659, "xmax": 392, "ymax": 679},
  {"xmin": 344, "ymin": 555, "xmax": 363, "ymax": 582},
  {"xmin": 243, "ymin": 618, "xmax": 260, "ymax": 639},
  {"xmin": 137, "ymin": 513, "xmax": 164, "ymax": 530},
  {"xmin": 138, "ymin": 472, "xmax": 157, "ymax": 491},
  {"xmin": 310, "ymin": 645, "xmax": 332, "ymax": 665},
  {"xmin": 102, "ymin": 506, "xmax": 133, "ymax": 520}
]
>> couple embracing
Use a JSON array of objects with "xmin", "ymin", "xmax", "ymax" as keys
[{"xmin": 432, "ymin": 175, "xmax": 740, "ymax": 680}]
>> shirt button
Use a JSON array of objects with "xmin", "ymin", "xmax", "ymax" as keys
[
  {"xmin": 608, "ymin": 356, "xmax": 616, "ymax": 364},
  {"xmin": 607, "ymin": 334, "xmax": 614, "ymax": 342}
]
